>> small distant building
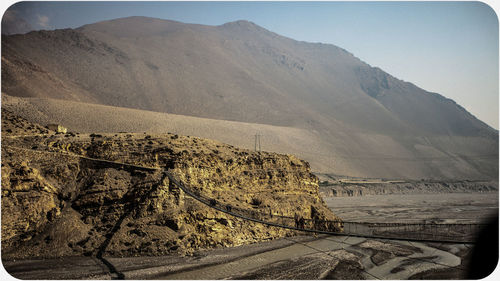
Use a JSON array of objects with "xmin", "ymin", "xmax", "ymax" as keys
[{"xmin": 47, "ymin": 124, "xmax": 67, "ymax": 134}]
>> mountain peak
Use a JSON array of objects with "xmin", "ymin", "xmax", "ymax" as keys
[
  {"xmin": 221, "ymin": 20, "xmax": 258, "ymax": 27},
  {"xmin": 218, "ymin": 19, "xmax": 271, "ymax": 34}
]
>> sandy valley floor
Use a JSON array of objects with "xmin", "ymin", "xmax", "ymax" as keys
[{"xmin": 325, "ymin": 192, "xmax": 498, "ymax": 224}]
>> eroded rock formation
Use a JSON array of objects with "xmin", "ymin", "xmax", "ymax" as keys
[{"xmin": 1, "ymin": 110, "xmax": 339, "ymax": 259}]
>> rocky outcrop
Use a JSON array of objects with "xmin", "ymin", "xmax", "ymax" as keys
[
  {"xmin": 1, "ymin": 111, "xmax": 339, "ymax": 259},
  {"xmin": 319, "ymin": 180, "xmax": 498, "ymax": 197}
]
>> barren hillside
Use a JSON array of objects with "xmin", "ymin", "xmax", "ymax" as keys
[
  {"xmin": 2, "ymin": 95, "xmax": 498, "ymax": 180},
  {"xmin": 1, "ymin": 16, "xmax": 498, "ymax": 179}
]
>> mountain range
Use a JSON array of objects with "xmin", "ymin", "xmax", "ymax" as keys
[{"xmin": 2, "ymin": 16, "xmax": 498, "ymax": 179}]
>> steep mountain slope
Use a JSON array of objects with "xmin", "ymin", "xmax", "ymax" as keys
[
  {"xmin": 2, "ymin": 95, "xmax": 498, "ymax": 180},
  {"xmin": 1, "ymin": 16, "xmax": 497, "ymax": 179}
]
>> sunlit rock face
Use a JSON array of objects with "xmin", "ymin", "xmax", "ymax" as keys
[{"xmin": 1, "ymin": 110, "xmax": 339, "ymax": 259}]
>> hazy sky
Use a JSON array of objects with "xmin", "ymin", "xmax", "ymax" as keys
[{"xmin": 2, "ymin": 1, "xmax": 498, "ymax": 129}]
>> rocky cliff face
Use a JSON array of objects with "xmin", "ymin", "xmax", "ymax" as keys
[{"xmin": 1, "ymin": 110, "xmax": 338, "ymax": 259}]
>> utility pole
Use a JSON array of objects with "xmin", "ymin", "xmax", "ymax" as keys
[
  {"xmin": 258, "ymin": 134, "xmax": 261, "ymax": 152},
  {"xmin": 254, "ymin": 133, "xmax": 262, "ymax": 152}
]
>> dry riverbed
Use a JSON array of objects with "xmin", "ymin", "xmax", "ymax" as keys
[
  {"xmin": 3, "ymin": 191, "xmax": 496, "ymax": 279},
  {"xmin": 2, "ymin": 234, "xmax": 473, "ymax": 280},
  {"xmin": 324, "ymin": 192, "xmax": 498, "ymax": 224}
]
